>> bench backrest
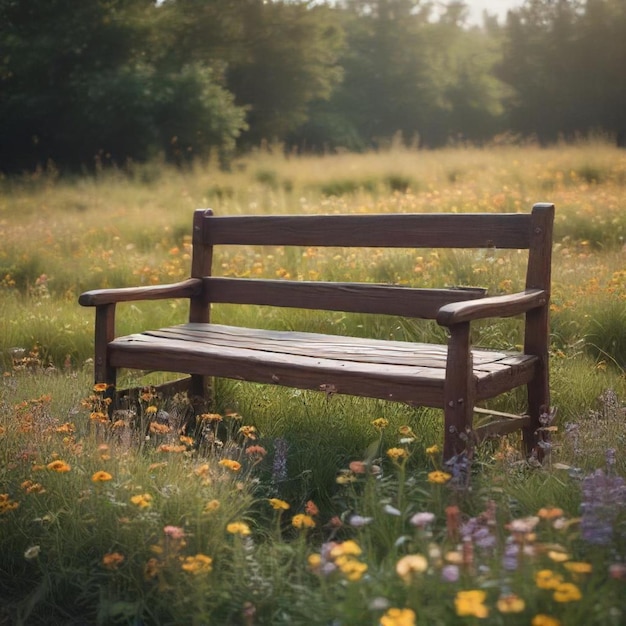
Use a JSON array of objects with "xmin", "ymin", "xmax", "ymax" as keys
[{"xmin": 189, "ymin": 203, "xmax": 554, "ymax": 323}]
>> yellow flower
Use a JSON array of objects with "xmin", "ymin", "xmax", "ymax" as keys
[
  {"xmin": 399, "ymin": 425, "xmax": 417, "ymax": 438},
  {"xmin": 308, "ymin": 553, "xmax": 322, "ymax": 572},
  {"xmin": 181, "ymin": 553, "xmax": 213, "ymax": 575},
  {"xmin": 535, "ymin": 569, "xmax": 563, "ymax": 589},
  {"xmin": 428, "ymin": 470, "xmax": 451, "ymax": 484},
  {"xmin": 102, "ymin": 552, "xmax": 125, "ymax": 570},
  {"xmin": 371, "ymin": 417, "xmax": 389, "ymax": 430},
  {"xmin": 336, "ymin": 472, "xmax": 357, "ymax": 484},
  {"xmin": 455, "ymin": 590, "xmax": 489, "ymax": 618},
  {"xmin": 548, "ymin": 550, "xmax": 571, "ymax": 562},
  {"xmin": 292, "ymin": 514, "xmax": 315, "ymax": 529},
  {"xmin": 130, "ymin": 493, "xmax": 153, "ymax": 509},
  {"xmin": 0, "ymin": 494, "xmax": 19, "ymax": 514},
  {"xmin": 268, "ymin": 498, "xmax": 290, "ymax": 511},
  {"xmin": 425, "ymin": 444, "xmax": 440, "ymax": 455},
  {"xmin": 553, "ymin": 582, "xmax": 582, "ymax": 603},
  {"xmin": 386, "ymin": 447, "xmax": 408, "ymax": 461},
  {"xmin": 532, "ymin": 615, "xmax": 562, "ymax": 626},
  {"xmin": 145, "ymin": 405, "xmax": 158, "ymax": 414},
  {"xmin": 330, "ymin": 540, "xmax": 362, "ymax": 559},
  {"xmin": 380, "ymin": 607, "xmax": 416, "ymax": 626},
  {"xmin": 91, "ymin": 471, "xmax": 113, "ymax": 483},
  {"xmin": 564, "ymin": 561, "xmax": 592, "ymax": 575},
  {"xmin": 21, "ymin": 480, "xmax": 45, "ymax": 494},
  {"xmin": 496, "ymin": 593, "xmax": 525, "ymax": 613},
  {"xmin": 47, "ymin": 460, "xmax": 71, "ymax": 473},
  {"xmin": 396, "ymin": 554, "xmax": 428, "ymax": 582},
  {"xmin": 201, "ymin": 413, "xmax": 223, "ymax": 422},
  {"xmin": 226, "ymin": 521, "xmax": 251, "ymax": 536},
  {"xmin": 238, "ymin": 425, "xmax": 257, "ymax": 439},
  {"xmin": 336, "ymin": 556, "xmax": 368, "ymax": 581},
  {"xmin": 204, "ymin": 499, "xmax": 220, "ymax": 513},
  {"xmin": 218, "ymin": 459, "xmax": 242, "ymax": 472}
]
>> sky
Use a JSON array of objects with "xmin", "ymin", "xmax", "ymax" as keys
[{"xmin": 465, "ymin": 0, "xmax": 524, "ymax": 24}]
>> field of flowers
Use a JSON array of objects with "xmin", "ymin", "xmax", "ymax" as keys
[{"xmin": 1, "ymin": 141, "xmax": 626, "ymax": 624}]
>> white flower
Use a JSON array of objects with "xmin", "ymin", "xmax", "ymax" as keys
[
  {"xmin": 349, "ymin": 514, "xmax": 373, "ymax": 528},
  {"xmin": 383, "ymin": 504, "xmax": 402, "ymax": 516},
  {"xmin": 24, "ymin": 545, "xmax": 41, "ymax": 560}
]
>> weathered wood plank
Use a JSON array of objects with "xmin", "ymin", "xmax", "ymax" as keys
[
  {"xmin": 204, "ymin": 277, "xmax": 487, "ymax": 318},
  {"xmin": 198, "ymin": 213, "xmax": 533, "ymax": 249},
  {"xmin": 109, "ymin": 335, "xmax": 445, "ymax": 406}
]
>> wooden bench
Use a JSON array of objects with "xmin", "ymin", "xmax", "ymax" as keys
[{"xmin": 79, "ymin": 203, "xmax": 554, "ymax": 462}]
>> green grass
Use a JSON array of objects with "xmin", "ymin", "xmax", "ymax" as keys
[{"xmin": 1, "ymin": 141, "xmax": 626, "ymax": 624}]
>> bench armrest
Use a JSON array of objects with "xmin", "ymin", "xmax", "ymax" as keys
[
  {"xmin": 436, "ymin": 288, "xmax": 548, "ymax": 326},
  {"xmin": 78, "ymin": 278, "xmax": 203, "ymax": 307}
]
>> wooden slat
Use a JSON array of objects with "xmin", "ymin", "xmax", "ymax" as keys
[
  {"xmin": 110, "ymin": 334, "xmax": 445, "ymax": 406},
  {"xmin": 205, "ymin": 277, "xmax": 487, "ymax": 318},
  {"xmin": 108, "ymin": 323, "xmax": 538, "ymax": 406},
  {"xmin": 196, "ymin": 213, "xmax": 533, "ymax": 249}
]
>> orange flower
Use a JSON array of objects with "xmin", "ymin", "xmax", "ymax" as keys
[
  {"xmin": 91, "ymin": 471, "xmax": 113, "ymax": 483},
  {"xmin": 305, "ymin": 500, "xmax": 319, "ymax": 516},
  {"xmin": 102, "ymin": 552, "xmax": 125, "ymax": 570},
  {"xmin": 292, "ymin": 514, "xmax": 315, "ymax": 529},
  {"xmin": 47, "ymin": 460, "xmax": 71, "ymax": 473}
]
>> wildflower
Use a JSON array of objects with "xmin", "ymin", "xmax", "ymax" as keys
[
  {"xmin": 245, "ymin": 445, "xmax": 267, "ymax": 457},
  {"xmin": 272, "ymin": 437, "xmax": 288, "ymax": 484},
  {"xmin": 396, "ymin": 554, "xmax": 428, "ymax": 582},
  {"xmin": 268, "ymin": 498, "xmax": 290, "ymax": 511},
  {"xmin": 91, "ymin": 471, "xmax": 113, "ymax": 483},
  {"xmin": 21, "ymin": 480, "xmax": 45, "ymax": 494},
  {"xmin": 553, "ymin": 582, "xmax": 582, "ymax": 603},
  {"xmin": 548, "ymin": 550, "xmax": 571, "ymax": 562},
  {"xmin": 564, "ymin": 561, "xmax": 592, "ymax": 575},
  {"xmin": 305, "ymin": 500, "xmax": 319, "ymax": 516},
  {"xmin": 441, "ymin": 564, "xmax": 460, "ymax": 582},
  {"xmin": 410, "ymin": 511, "xmax": 435, "ymax": 527},
  {"xmin": 609, "ymin": 563, "xmax": 626, "ymax": 580},
  {"xmin": 308, "ymin": 553, "xmax": 322, "ymax": 572},
  {"xmin": 336, "ymin": 472, "xmax": 357, "ymax": 485},
  {"xmin": 47, "ymin": 460, "xmax": 71, "ymax": 473},
  {"xmin": 538, "ymin": 507, "xmax": 564, "ymax": 520},
  {"xmin": 428, "ymin": 470, "xmax": 451, "ymax": 484},
  {"xmin": 218, "ymin": 459, "xmax": 242, "ymax": 472},
  {"xmin": 102, "ymin": 552, "xmax": 125, "ymax": 570},
  {"xmin": 335, "ymin": 556, "xmax": 368, "ymax": 581},
  {"xmin": 130, "ymin": 493, "xmax": 153, "ymax": 509},
  {"xmin": 535, "ymin": 569, "xmax": 563, "ymax": 589},
  {"xmin": 181, "ymin": 553, "xmax": 213, "ymax": 575},
  {"xmin": 148, "ymin": 462, "xmax": 168, "ymax": 472},
  {"xmin": 399, "ymin": 425, "xmax": 417, "ymax": 438},
  {"xmin": 455, "ymin": 589, "xmax": 489, "ymax": 618},
  {"xmin": 455, "ymin": 590, "xmax": 489, "ymax": 618},
  {"xmin": 532, "ymin": 616, "xmax": 562, "ymax": 626},
  {"xmin": 349, "ymin": 460, "xmax": 367, "ymax": 474},
  {"xmin": 292, "ymin": 514, "xmax": 315, "ymax": 529},
  {"xmin": 145, "ymin": 405, "xmax": 158, "ymax": 415},
  {"xmin": 204, "ymin": 499, "xmax": 220, "ymax": 513},
  {"xmin": 384, "ymin": 504, "xmax": 401, "ymax": 516},
  {"xmin": 90, "ymin": 411, "xmax": 108, "ymax": 423},
  {"xmin": 149, "ymin": 422, "xmax": 170, "ymax": 435},
  {"xmin": 380, "ymin": 607, "xmax": 416, "ymax": 626},
  {"xmin": 93, "ymin": 383, "xmax": 108, "ymax": 393},
  {"xmin": 201, "ymin": 413, "xmax": 223, "ymax": 422},
  {"xmin": 330, "ymin": 540, "xmax": 362, "ymax": 558},
  {"xmin": 496, "ymin": 593, "xmax": 525, "ymax": 613},
  {"xmin": 349, "ymin": 514, "xmax": 373, "ymax": 527},
  {"xmin": 54, "ymin": 422, "xmax": 75, "ymax": 434},
  {"xmin": 163, "ymin": 525, "xmax": 185, "ymax": 540},
  {"xmin": 24, "ymin": 545, "xmax": 41, "ymax": 560},
  {"xmin": 580, "ymin": 469, "xmax": 626, "ymax": 545},
  {"xmin": 387, "ymin": 447, "xmax": 408, "ymax": 461},
  {"xmin": 371, "ymin": 417, "xmax": 389, "ymax": 430},
  {"xmin": 426, "ymin": 444, "xmax": 440, "ymax": 455},
  {"xmin": 238, "ymin": 425, "xmax": 257, "ymax": 439},
  {"xmin": 227, "ymin": 521, "xmax": 251, "ymax": 536}
]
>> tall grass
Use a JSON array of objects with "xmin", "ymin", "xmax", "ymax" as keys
[{"xmin": 1, "ymin": 141, "xmax": 626, "ymax": 624}]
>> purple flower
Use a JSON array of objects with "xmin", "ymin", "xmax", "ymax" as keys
[
  {"xmin": 441, "ymin": 564, "xmax": 460, "ymax": 582},
  {"xmin": 271, "ymin": 437, "xmax": 288, "ymax": 485},
  {"xmin": 580, "ymin": 468, "xmax": 626, "ymax": 545},
  {"xmin": 410, "ymin": 512, "xmax": 436, "ymax": 528}
]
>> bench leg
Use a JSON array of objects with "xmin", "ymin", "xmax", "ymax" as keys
[
  {"xmin": 524, "ymin": 366, "xmax": 550, "ymax": 460},
  {"xmin": 443, "ymin": 323, "xmax": 476, "ymax": 462},
  {"xmin": 93, "ymin": 304, "xmax": 117, "ymax": 413}
]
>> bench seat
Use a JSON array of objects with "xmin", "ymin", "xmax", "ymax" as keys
[{"xmin": 110, "ymin": 323, "xmax": 538, "ymax": 408}]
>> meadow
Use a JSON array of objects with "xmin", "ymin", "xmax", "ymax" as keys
[{"xmin": 1, "ymin": 140, "xmax": 626, "ymax": 625}]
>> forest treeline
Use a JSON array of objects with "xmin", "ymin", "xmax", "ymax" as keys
[{"xmin": 1, "ymin": 0, "xmax": 625, "ymax": 173}]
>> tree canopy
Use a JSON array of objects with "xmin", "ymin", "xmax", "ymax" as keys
[{"xmin": 0, "ymin": 0, "xmax": 624, "ymax": 172}]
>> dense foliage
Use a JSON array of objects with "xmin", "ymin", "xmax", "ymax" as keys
[{"xmin": 1, "ymin": 0, "xmax": 625, "ymax": 171}]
